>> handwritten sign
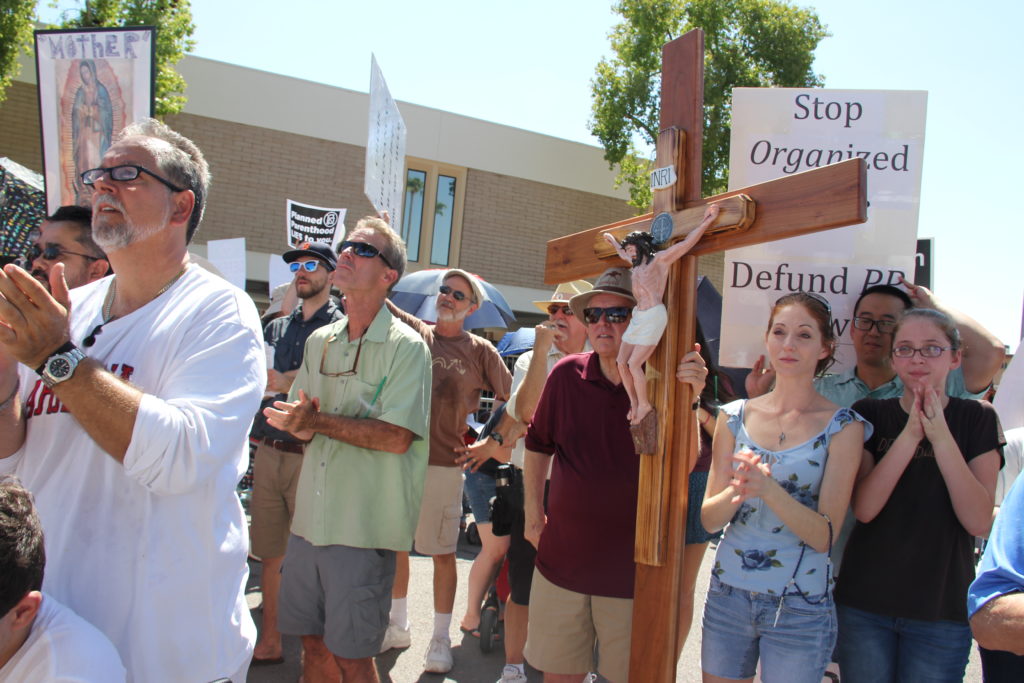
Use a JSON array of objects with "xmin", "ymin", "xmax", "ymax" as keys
[
  {"xmin": 364, "ymin": 55, "xmax": 406, "ymax": 224},
  {"xmin": 34, "ymin": 27, "xmax": 155, "ymax": 213}
]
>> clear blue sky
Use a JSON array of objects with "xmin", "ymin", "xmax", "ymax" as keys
[{"xmin": 41, "ymin": 1, "xmax": 1024, "ymax": 350}]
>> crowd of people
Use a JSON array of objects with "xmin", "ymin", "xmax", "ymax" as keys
[{"xmin": 0, "ymin": 117, "xmax": 1018, "ymax": 683}]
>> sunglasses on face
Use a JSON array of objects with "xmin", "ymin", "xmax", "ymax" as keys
[
  {"xmin": 893, "ymin": 344, "xmax": 955, "ymax": 359},
  {"xmin": 80, "ymin": 164, "xmax": 186, "ymax": 193},
  {"xmin": 289, "ymin": 261, "xmax": 321, "ymax": 273},
  {"xmin": 30, "ymin": 243, "xmax": 101, "ymax": 262},
  {"xmin": 582, "ymin": 306, "xmax": 631, "ymax": 324},
  {"xmin": 337, "ymin": 240, "xmax": 393, "ymax": 269},
  {"xmin": 439, "ymin": 284, "xmax": 471, "ymax": 302},
  {"xmin": 547, "ymin": 304, "xmax": 573, "ymax": 316},
  {"xmin": 852, "ymin": 316, "xmax": 897, "ymax": 334}
]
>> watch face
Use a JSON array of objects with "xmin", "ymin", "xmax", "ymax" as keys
[{"xmin": 48, "ymin": 358, "xmax": 72, "ymax": 378}]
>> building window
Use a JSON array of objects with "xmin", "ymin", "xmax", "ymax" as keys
[
  {"xmin": 402, "ymin": 169, "xmax": 427, "ymax": 261},
  {"xmin": 400, "ymin": 158, "xmax": 465, "ymax": 269}
]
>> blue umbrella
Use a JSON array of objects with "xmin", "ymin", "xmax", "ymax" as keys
[
  {"xmin": 390, "ymin": 268, "xmax": 516, "ymax": 329},
  {"xmin": 496, "ymin": 327, "xmax": 535, "ymax": 356}
]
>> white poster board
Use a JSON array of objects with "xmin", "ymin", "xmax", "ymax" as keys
[
  {"xmin": 268, "ymin": 256, "xmax": 293, "ymax": 295},
  {"xmin": 721, "ymin": 89, "xmax": 927, "ymax": 371},
  {"xmin": 285, "ymin": 199, "xmax": 346, "ymax": 250},
  {"xmin": 364, "ymin": 54, "xmax": 406, "ymax": 224},
  {"xmin": 206, "ymin": 237, "xmax": 246, "ymax": 291}
]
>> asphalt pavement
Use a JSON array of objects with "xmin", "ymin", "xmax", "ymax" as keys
[{"xmin": 244, "ymin": 531, "xmax": 981, "ymax": 683}]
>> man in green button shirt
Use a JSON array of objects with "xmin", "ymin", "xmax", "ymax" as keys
[{"xmin": 265, "ymin": 216, "xmax": 431, "ymax": 683}]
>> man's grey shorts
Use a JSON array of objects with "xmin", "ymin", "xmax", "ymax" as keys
[{"xmin": 278, "ymin": 534, "xmax": 396, "ymax": 659}]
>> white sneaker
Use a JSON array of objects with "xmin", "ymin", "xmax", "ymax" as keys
[
  {"xmin": 423, "ymin": 635, "xmax": 453, "ymax": 673},
  {"xmin": 497, "ymin": 664, "xmax": 529, "ymax": 683},
  {"xmin": 378, "ymin": 623, "xmax": 411, "ymax": 653}
]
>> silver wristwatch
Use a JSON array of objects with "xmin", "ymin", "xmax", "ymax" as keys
[{"xmin": 37, "ymin": 343, "xmax": 86, "ymax": 388}]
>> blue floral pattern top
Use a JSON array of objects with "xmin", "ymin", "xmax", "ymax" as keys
[{"xmin": 711, "ymin": 399, "xmax": 871, "ymax": 596}]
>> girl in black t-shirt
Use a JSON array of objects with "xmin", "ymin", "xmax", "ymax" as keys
[{"xmin": 836, "ymin": 308, "xmax": 1004, "ymax": 683}]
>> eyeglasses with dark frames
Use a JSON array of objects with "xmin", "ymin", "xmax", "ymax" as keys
[
  {"xmin": 439, "ymin": 284, "xmax": 470, "ymax": 302},
  {"xmin": 337, "ymin": 240, "xmax": 393, "ymax": 269},
  {"xmin": 892, "ymin": 344, "xmax": 955, "ymax": 359},
  {"xmin": 80, "ymin": 164, "xmax": 187, "ymax": 193},
  {"xmin": 289, "ymin": 261, "xmax": 321, "ymax": 273},
  {"xmin": 319, "ymin": 334, "xmax": 363, "ymax": 377},
  {"xmin": 852, "ymin": 317, "xmax": 897, "ymax": 334},
  {"xmin": 547, "ymin": 304, "xmax": 573, "ymax": 316},
  {"xmin": 30, "ymin": 243, "xmax": 102, "ymax": 262},
  {"xmin": 582, "ymin": 306, "xmax": 631, "ymax": 324}
]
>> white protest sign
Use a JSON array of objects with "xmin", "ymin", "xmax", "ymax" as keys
[
  {"xmin": 206, "ymin": 237, "xmax": 246, "ymax": 291},
  {"xmin": 285, "ymin": 199, "xmax": 346, "ymax": 250},
  {"xmin": 268, "ymin": 255, "xmax": 293, "ymax": 295},
  {"xmin": 364, "ymin": 54, "xmax": 406, "ymax": 224},
  {"xmin": 721, "ymin": 89, "xmax": 927, "ymax": 371}
]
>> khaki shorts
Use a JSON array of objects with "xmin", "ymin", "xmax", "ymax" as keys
[
  {"xmin": 524, "ymin": 569, "xmax": 634, "ymax": 683},
  {"xmin": 413, "ymin": 465, "xmax": 464, "ymax": 556},
  {"xmin": 250, "ymin": 441, "xmax": 305, "ymax": 558}
]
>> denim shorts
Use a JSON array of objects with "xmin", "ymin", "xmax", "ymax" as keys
[
  {"xmin": 701, "ymin": 574, "xmax": 836, "ymax": 682},
  {"xmin": 464, "ymin": 468, "xmax": 497, "ymax": 524},
  {"xmin": 836, "ymin": 604, "xmax": 972, "ymax": 683}
]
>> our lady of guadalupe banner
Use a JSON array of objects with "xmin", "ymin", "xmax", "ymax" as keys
[
  {"xmin": 721, "ymin": 89, "xmax": 927, "ymax": 372},
  {"xmin": 35, "ymin": 27, "xmax": 155, "ymax": 214}
]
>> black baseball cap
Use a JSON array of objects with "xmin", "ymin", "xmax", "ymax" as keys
[{"xmin": 282, "ymin": 242, "xmax": 337, "ymax": 271}]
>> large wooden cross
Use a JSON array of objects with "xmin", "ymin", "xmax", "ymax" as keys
[{"xmin": 543, "ymin": 30, "xmax": 867, "ymax": 682}]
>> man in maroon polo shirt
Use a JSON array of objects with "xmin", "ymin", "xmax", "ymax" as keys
[{"xmin": 522, "ymin": 267, "xmax": 706, "ymax": 683}]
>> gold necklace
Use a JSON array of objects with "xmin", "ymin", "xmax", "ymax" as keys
[{"xmin": 83, "ymin": 264, "xmax": 189, "ymax": 348}]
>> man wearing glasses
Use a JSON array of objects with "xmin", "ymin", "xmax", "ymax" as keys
[
  {"xmin": 746, "ymin": 282, "xmax": 1004, "ymax": 407},
  {"xmin": 249, "ymin": 241, "xmax": 343, "ymax": 666},
  {"xmin": 265, "ymin": 217, "xmax": 431, "ymax": 683},
  {"xmin": 0, "ymin": 118, "xmax": 265, "ymax": 682},
  {"xmin": 521, "ymin": 267, "xmax": 706, "ymax": 683},
  {"xmin": 382, "ymin": 268, "xmax": 512, "ymax": 674},
  {"xmin": 456, "ymin": 279, "xmax": 592, "ymax": 683},
  {"xmin": 29, "ymin": 205, "xmax": 109, "ymax": 291}
]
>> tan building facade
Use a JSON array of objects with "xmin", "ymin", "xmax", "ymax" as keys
[{"xmin": 0, "ymin": 54, "xmax": 723, "ymax": 323}]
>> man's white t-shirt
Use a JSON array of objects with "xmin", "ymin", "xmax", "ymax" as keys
[
  {"xmin": 3, "ymin": 265, "xmax": 265, "ymax": 682},
  {"xmin": 0, "ymin": 593, "xmax": 125, "ymax": 682}
]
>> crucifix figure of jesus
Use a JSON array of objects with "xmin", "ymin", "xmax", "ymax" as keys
[
  {"xmin": 543, "ymin": 29, "xmax": 867, "ymax": 682},
  {"xmin": 603, "ymin": 202, "xmax": 720, "ymax": 452}
]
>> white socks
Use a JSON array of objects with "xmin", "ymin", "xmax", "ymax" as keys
[
  {"xmin": 389, "ymin": 602, "xmax": 453, "ymax": 638},
  {"xmin": 389, "ymin": 597, "xmax": 409, "ymax": 630},
  {"xmin": 433, "ymin": 612, "xmax": 452, "ymax": 639}
]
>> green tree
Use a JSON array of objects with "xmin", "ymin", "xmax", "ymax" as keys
[
  {"xmin": 0, "ymin": 0, "xmax": 37, "ymax": 106},
  {"xmin": 590, "ymin": 0, "xmax": 829, "ymax": 211},
  {"xmin": 0, "ymin": 1, "xmax": 195, "ymax": 114},
  {"xmin": 57, "ymin": 0, "xmax": 196, "ymax": 116}
]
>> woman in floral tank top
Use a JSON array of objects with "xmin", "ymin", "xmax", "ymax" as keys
[{"xmin": 700, "ymin": 293, "xmax": 870, "ymax": 683}]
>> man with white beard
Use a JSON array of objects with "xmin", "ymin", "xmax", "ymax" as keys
[
  {"xmin": 383, "ymin": 269, "xmax": 511, "ymax": 674},
  {"xmin": 0, "ymin": 118, "xmax": 264, "ymax": 682}
]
